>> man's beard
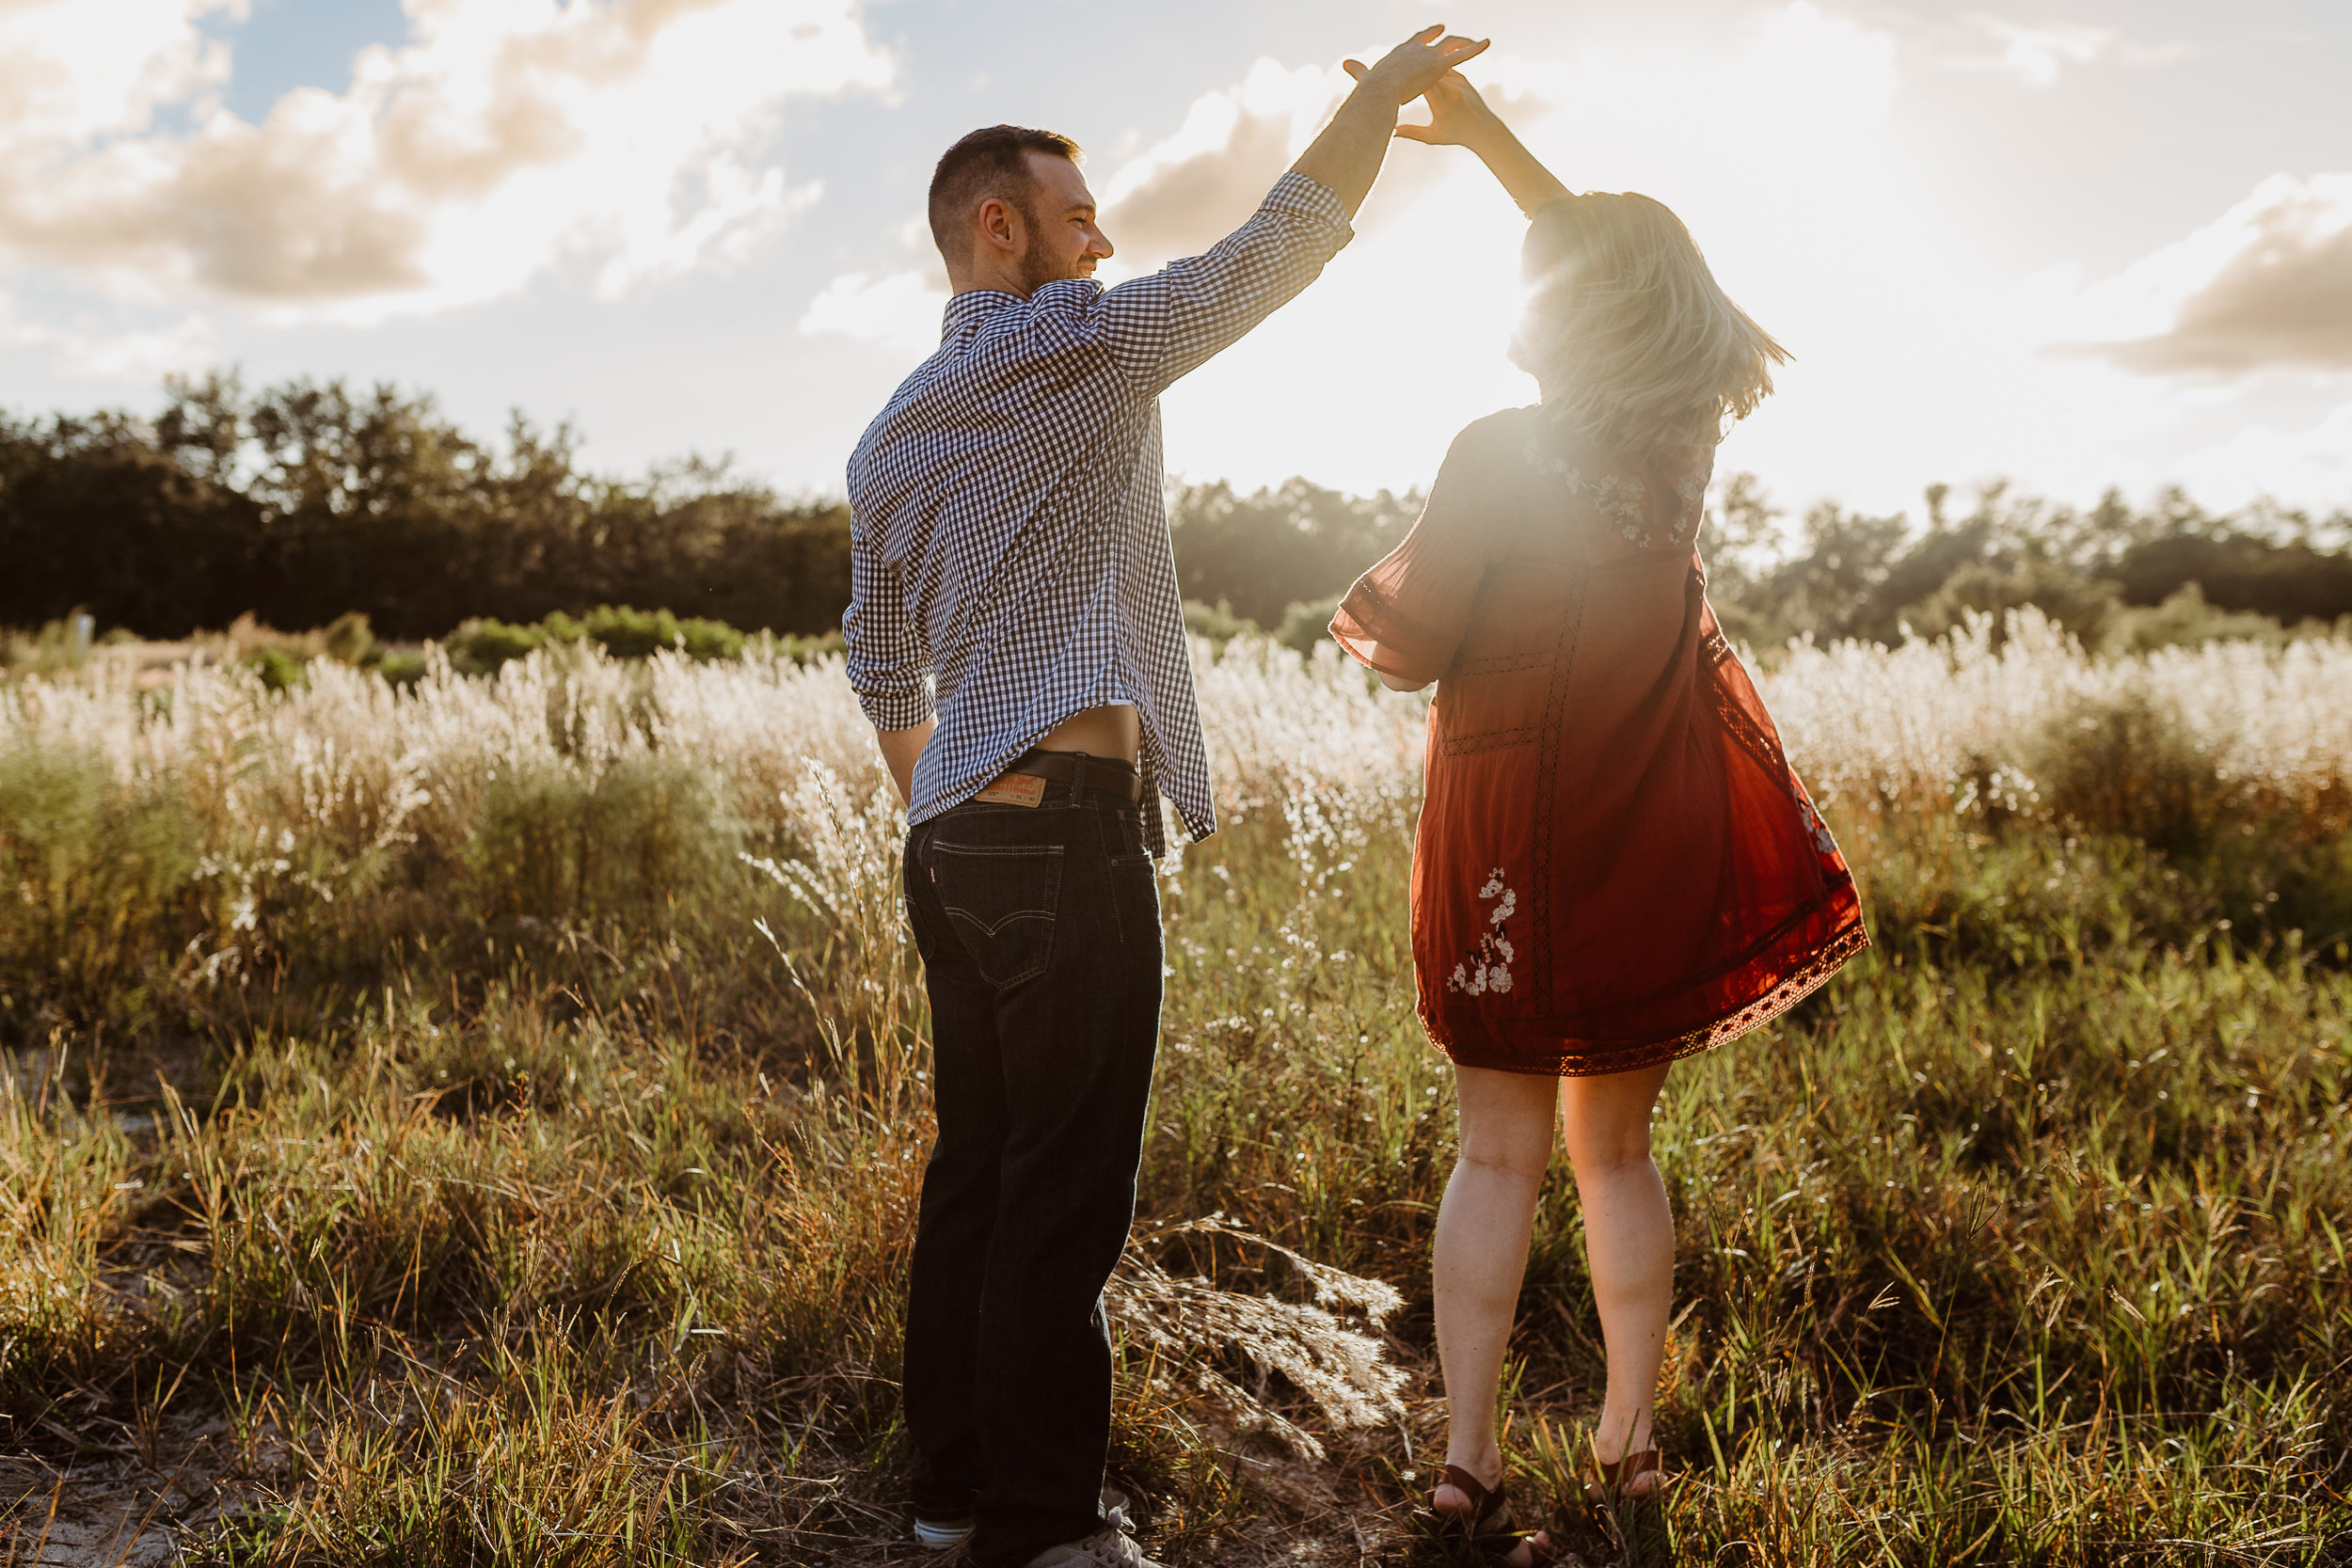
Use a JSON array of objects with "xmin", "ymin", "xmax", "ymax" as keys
[{"xmin": 1016, "ymin": 205, "xmax": 1086, "ymax": 293}]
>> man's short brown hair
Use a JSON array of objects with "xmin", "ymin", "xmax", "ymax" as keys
[{"xmin": 928, "ymin": 124, "xmax": 1083, "ymax": 265}]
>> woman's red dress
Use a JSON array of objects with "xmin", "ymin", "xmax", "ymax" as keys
[{"xmin": 1331, "ymin": 406, "xmax": 1867, "ymax": 1077}]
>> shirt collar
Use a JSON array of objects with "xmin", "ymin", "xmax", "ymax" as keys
[{"xmin": 942, "ymin": 288, "xmax": 1023, "ymax": 339}]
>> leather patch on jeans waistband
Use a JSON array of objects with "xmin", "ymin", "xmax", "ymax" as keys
[{"xmin": 973, "ymin": 774, "xmax": 1046, "ymax": 807}]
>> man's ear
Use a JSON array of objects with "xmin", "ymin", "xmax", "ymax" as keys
[{"xmin": 975, "ymin": 195, "xmax": 1023, "ymax": 258}]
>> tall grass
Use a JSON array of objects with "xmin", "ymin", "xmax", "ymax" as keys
[{"xmin": 1, "ymin": 612, "xmax": 2348, "ymax": 1563}]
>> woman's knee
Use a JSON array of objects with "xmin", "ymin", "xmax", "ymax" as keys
[
  {"xmin": 1455, "ymin": 1111, "xmax": 1554, "ymax": 1184},
  {"xmin": 1559, "ymin": 1066, "xmax": 1668, "ymax": 1179},
  {"xmin": 1454, "ymin": 1137, "xmax": 1552, "ymax": 1188},
  {"xmin": 1453, "ymin": 1067, "xmax": 1559, "ymax": 1183},
  {"xmin": 1562, "ymin": 1119, "xmax": 1653, "ymax": 1180}
]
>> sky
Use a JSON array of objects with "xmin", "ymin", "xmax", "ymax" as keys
[{"xmin": 0, "ymin": 0, "xmax": 2347, "ymax": 525}]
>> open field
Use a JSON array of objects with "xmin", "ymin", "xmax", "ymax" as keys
[{"xmin": 3, "ymin": 614, "xmax": 2350, "ymax": 1565}]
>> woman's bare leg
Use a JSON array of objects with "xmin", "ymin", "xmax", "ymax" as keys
[
  {"xmin": 1433, "ymin": 1064, "xmax": 1559, "ymax": 1556},
  {"xmin": 1558, "ymin": 1061, "xmax": 1675, "ymax": 1486}
]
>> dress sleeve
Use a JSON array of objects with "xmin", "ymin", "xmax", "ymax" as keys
[{"xmin": 1330, "ymin": 423, "xmax": 1500, "ymax": 685}]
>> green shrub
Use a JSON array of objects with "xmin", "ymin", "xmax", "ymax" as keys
[
  {"xmin": 580, "ymin": 605, "xmax": 673, "ymax": 659},
  {"xmin": 444, "ymin": 617, "xmax": 546, "ymax": 676},
  {"xmin": 320, "ymin": 610, "xmax": 380, "ymax": 666},
  {"xmin": 576, "ymin": 604, "xmax": 742, "ymax": 661},
  {"xmin": 0, "ymin": 616, "xmax": 96, "ymax": 675},
  {"xmin": 758, "ymin": 630, "xmax": 845, "ymax": 664},
  {"xmin": 2104, "ymin": 582, "xmax": 2287, "ymax": 655},
  {"xmin": 375, "ymin": 649, "xmax": 429, "ymax": 686},
  {"xmin": 2028, "ymin": 689, "xmax": 2238, "ymax": 854},
  {"xmin": 1274, "ymin": 594, "xmax": 1342, "ymax": 657},
  {"xmin": 0, "ymin": 746, "xmax": 199, "ymax": 1028},
  {"xmin": 1182, "ymin": 598, "xmax": 1258, "ymax": 646},
  {"xmin": 442, "ymin": 607, "xmax": 750, "ymax": 675},
  {"xmin": 466, "ymin": 755, "xmax": 735, "ymax": 921},
  {"xmin": 675, "ymin": 616, "xmax": 744, "ymax": 662},
  {"xmin": 1896, "ymin": 559, "xmax": 2122, "ymax": 647},
  {"xmin": 245, "ymin": 645, "xmax": 307, "ymax": 691}
]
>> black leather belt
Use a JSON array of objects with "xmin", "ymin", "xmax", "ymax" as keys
[{"xmin": 1004, "ymin": 749, "xmax": 1143, "ymax": 802}]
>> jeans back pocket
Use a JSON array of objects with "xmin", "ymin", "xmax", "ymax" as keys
[{"xmin": 929, "ymin": 841, "xmax": 1065, "ymax": 988}]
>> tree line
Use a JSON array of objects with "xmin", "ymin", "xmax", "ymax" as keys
[
  {"xmin": 1702, "ymin": 474, "xmax": 2352, "ymax": 652},
  {"xmin": 3, "ymin": 373, "xmax": 2348, "ymax": 651},
  {"xmin": 0, "ymin": 374, "xmax": 850, "ymax": 641}
]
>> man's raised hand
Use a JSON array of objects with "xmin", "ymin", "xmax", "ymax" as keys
[
  {"xmin": 1343, "ymin": 25, "xmax": 1490, "ymax": 107},
  {"xmin": 1293, "ymin": 24, "xmax": 1490, "ymax": 218}
]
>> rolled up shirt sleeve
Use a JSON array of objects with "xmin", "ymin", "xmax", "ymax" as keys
[
  {"xmin": 1088, "ymin": 171, "xmax": 1355, "ymax": 397},
  {"xmin": 843, "ymin": 521, "xmax": 935, "ymax": 731}
]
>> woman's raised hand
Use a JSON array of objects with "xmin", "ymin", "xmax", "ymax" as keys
[
  {"xmin": 1392, "ymin": 70, "xmax": 1502, "ymax": 150},
  {"xmin": 1296, "ymin": 27, "xmax": 1488, "ymax": 217},
  {"xmin": 1359, "ymin": 64, "xmax": 1572, "ymax": 215}
]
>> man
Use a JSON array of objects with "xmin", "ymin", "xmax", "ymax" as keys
[{"xmin": 842, "ymin": 27, "xmax": 1489, "ymax": 1568}]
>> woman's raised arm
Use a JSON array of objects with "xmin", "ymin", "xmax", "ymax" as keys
[{"xmin": 1373, "ymin": 68, "xmax": 1572, "ymax": 217}]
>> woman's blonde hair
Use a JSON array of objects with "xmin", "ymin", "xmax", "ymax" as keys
[{"xmin": 1509, "ymin": 192, "xmax": 1788, "ymax": 458}]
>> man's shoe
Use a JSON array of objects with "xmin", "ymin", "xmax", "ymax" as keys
[
  {"xmin": 913, "ymin": 1513, "xmax": 976, "ymax": 1551},
  {"xmin": 1020, "ymin": 1505, "xmax": 1160, "ymax": 1568}
]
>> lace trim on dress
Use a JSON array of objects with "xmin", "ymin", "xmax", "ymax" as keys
[{"xmin": 1435, "ymin": 918, "xmax": 1871, "ymax": 1080}]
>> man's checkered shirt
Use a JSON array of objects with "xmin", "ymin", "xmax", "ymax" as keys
[{"xmin": 843, "ymin": 172, "xmax": 1354, "ymax": 850}]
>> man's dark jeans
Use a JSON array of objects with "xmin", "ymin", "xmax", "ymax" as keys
[{"xmin": 900, "ymin": 777, "xmax": 1163, "ymax": 1568}]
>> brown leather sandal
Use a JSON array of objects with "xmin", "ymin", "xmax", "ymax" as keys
[
  {"xmin": 1429, "ymin": 1464, "xmax": 1558, "ymax": 1566},
  {"xmin": 1581, "ymin": 1447, "xmax": 1669, "ymax": 1505}
]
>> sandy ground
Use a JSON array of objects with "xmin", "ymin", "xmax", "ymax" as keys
[
  {"xmin": 0, "ymin": 1418, "xmax": 248, "ymax": 1567},
  {"xmin": 0, "ymin": 1425, "xmax": 1634, "ymax": 1566}
]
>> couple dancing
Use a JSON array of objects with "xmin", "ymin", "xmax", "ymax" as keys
[{"xmin": 843, "ymin": 26, "xmax": 1868, "ymax": 1568}]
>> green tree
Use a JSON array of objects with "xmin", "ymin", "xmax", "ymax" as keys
[{"xmin": 1168, "ymin": 477, "xmax": 1421, "ymax": 630}]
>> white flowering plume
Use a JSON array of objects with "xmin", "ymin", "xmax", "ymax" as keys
[
  {"xmin": 8, "ymin": 618, "xmax": 2352, "ymax": 987},
  {"xmin": 1105, "ymin": 1216, "xmax": 1406, "ymax": 1462}
]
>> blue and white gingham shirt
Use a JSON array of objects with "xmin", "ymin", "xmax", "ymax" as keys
[{"xmin": 843, "ymin": 172, "xmax": 1355, "ymax": 850}]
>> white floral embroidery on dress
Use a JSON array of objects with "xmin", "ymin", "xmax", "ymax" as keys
[
  {"xmin": 1448, "ymin": 866, "xmax": 1519, "ymax": 996},
  {"xmin": 1520, "ymin": 438, "xmax": 1584, "ymax": 493},
  {"xmin": 1795, "ymin": 791, "xmax": 1839, "ymax": 858},
  {"xmin": 1520, "ymin": 436, "xmax": 1695, "ymax": 550}
]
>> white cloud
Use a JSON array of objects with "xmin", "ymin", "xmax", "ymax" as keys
[
  {"xmin": 793, "ymin": 57, "xmax": 1344, "ymax": 359},
  {"xmin": 0, "ymin": 291, "xmax": 217, "ymax": 383},
  {"xmin": 771, "ymin": 2, "xmax": 2346, "ymax": 519},
  {"xmin": 2170, "ymin": 403, "xmax": 2352, "ymax": 512},
  {"xmin": 0, "ymin": 0, "xmax": 893, "ymax": 323},
  {"xmin": 0, "ymin": 0, "xmax": 240, "ymax": 146},
  {"xmin": 2060, "ymin": 173, "xmax": 2352, "ymax": 375},
  {"xmin": 1961, "ymin": 13, "xmax": 2111, "ymax": 87},
  {"xmin": 798, "ymin": 269, "xmax": 946, "ymax": 356},
  {"xmin": 1095, "ymin": 59, "xmax": 1347, "ymax": 275}
]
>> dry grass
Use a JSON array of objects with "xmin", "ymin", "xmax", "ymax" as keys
[{"xmin": 2, "ymin": 615, "xmax": 2349, "ymax": 1564}]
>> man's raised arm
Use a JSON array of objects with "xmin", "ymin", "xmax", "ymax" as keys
[
  {"xmin": 1091, "ymin": 26, "xmax": 1488, "ymax": 396},
  {"xmin": 1294, "ymin": 25, "xmax": 1490, "ymax": 220}
]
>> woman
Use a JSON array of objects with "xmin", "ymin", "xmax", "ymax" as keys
[{"xmin": 1329, "ymin": 74, "xmax": 1868, "ymax": 1560}]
